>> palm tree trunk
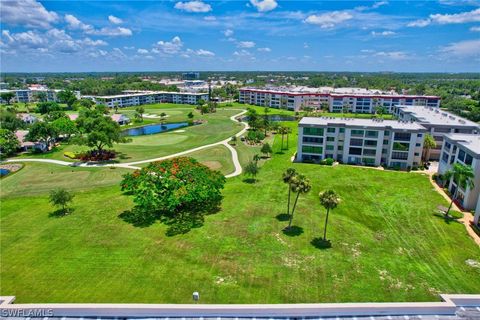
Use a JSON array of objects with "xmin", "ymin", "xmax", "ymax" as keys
[
  {"xmin": 281, "ymin": 134, "xmax": 284, "ymax": 150},
  {"xmin": 446, "ymin": 187, "xmax": 458, "ymax": 217},
  {"xmin": 288, "ymin": 192, "xmax": 300, "ymax": 228},
  {"xmin": 286, "ymin": 132, "xmax": 289, "ymax": 149},
  {"xmin": 323, "ymin": 208, "xmax": 330, "ymax": 240},
  {"xmin": 287, "ymin": 186, "xmax": 291, "ymax": 216}
]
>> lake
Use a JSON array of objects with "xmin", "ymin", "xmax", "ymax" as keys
[{"xmin": 123, "ymin": 122, "xmax": 189, "ymax": 136}]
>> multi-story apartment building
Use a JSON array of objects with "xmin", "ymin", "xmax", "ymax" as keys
[
  {"xmin": 438, "ymin": 134, "xmax": 480, "ymax": 211},
  {"xmin": 0, "ymin": 88, "xmax": 81, "ymax": 103},
  {"xmin": 94, "ymin": 91, "xmax": 209, "ymax": 108},
  {"xmin": 239, "ymin": 87, "xmax": 440, "ymax": 112},
  {"xmin": 297, "ymin": 117, "xmax": 426, "ymax": 169},
  {"xmin": 475, "ymin": 197, "xmax": 480, "ymax": 227},
  {"xmin": 393, "ymin": 105, "xmax": 480, "ymax": 161}
]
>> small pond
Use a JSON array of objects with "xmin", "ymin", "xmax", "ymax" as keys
[
  {"xmin": 0, "ymin": 168, "xmax": 10, "ymax": 176},
  {"xmin": 242, "ymin": 115, "xmax": 297, "ymax": 122},
  {"xmin": 123, "ymin": 122, "xmax": 189, "ymax": 136}
]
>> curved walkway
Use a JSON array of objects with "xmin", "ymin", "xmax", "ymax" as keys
[{"xmin": 5, "ymin": 110, "xmax": 249, "ymax": 178}]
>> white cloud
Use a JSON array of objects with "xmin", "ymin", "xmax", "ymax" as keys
[
  {"xmin": 258, "ymin": 47, "xmax": 271, "ymax": 52},
  {"xmin": 408, "ymin": 8, "xmax": 480, "ymax": 27},
  {"xmin": 224, "ymin": 29, "xmax": 234, "ymax": 37},
  {"xmin": 108, "ymin": 15, "xmax": 123, "ymax": 24},
  {"xmin": 137, "ymin": 48, "xmax": 150, "ymax": 54},
  {"xmin": 65, "ymin": 14, "xmax": 132, "ymax": 36},
  {"xmin": 0, "ymin": 0, "xmax": 59, "ymax": 29},
  {"xmin": 233, "ymin": 49, "xmax": 252, "ymax": 57},
  {"xmin": 303, "ymin": 42, "xmax": 309, "ymax": 49},
  {"xmin": 374, "ymin": 51, "xmax": 409, "ymax": 60},
  {"xmin": 123, "ymin": 46, "xmax": 135, "ymax": 50},
  {"xmin": 89, "ymin": 27, "xmax": 132, "ymax": 37},
  {"xmin": 371, "ymin": 30, "xmax": 396, "ymax": 36},
  {"xmin": 204, "ymin": 16, "xmax": 216, "ymax": 21},
  {"xmin": 153, "ymin": 36, "xmax": 183, "ymax": 55},
  {"xmin": 186, "ymin": 48, "xmax": 215, "ymax": 57},
  {"xmin": 250, "ymin": 0, "xmax": 278, "ymax": 12},
  {"xmin": 372, "ymin": 1, "xmax": 388, "ymax": 9},
  {"xmin": 238, "ymin": 41, "xmax": 256, "ymax": 48},
  {"xmin": 439, "ymin": 39, "xmax": 480, "ymax": 57},
  {"xmin": 1, "ymin": 30, "xmax": 47, "ymax": 48},
  {"xmin": 65, "ymin": 14, "xmax": 94, "ymax": 32},
  {"xmin": 304, "ymin": 11, "xmax": 353, "ymax": 28},
  {"xmin": 174, "ymin": 1, "xmax": 212, "ymax": 13},
  {"xmin": 80, "ymin": 38, "xmax": 108, "ymax": 46},
  {"xmin": 471, "ymin": 26, "xmax": 480, "ymax": 31}
]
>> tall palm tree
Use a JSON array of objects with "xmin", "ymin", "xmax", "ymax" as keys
[
  {"xmin": 285, "ymin": 127, "xmax": 292, "ymax": 149},
  {"xmin": 286, "ymin": 174, "xmax": 311, "ymax": 229},
  {"xmin": 444, "ymin": 163, "xmax": 475, "ymax": 216},
  {"xmin": 318, "ymin": 190, "xmax": 341, "ymax": 240},
  {"xmin": 282, "ymin": 168, "xmax": 298, "ymax": 217},
  {"xmin": 263, "ymin": 107, "xmax": 270, "ymax": 136},
  {"xmin": 422, "ymin": 134, "xmax": 436, "ymax": 163},
  {"xmin": 278, "ymin": 126, "xmax": 288, "ymax": 150}
]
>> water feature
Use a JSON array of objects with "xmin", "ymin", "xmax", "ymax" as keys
[
  {"xmin": 123, "ymin": 122, "xmax": 189, "ymax": 136},
  {"xmin": 0, "ymin": 168, "xmax": 11, "ymax": 177}
]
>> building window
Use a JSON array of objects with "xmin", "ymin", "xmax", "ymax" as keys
[
  {"xmin": 465, "ymin": 154, "xmax": 473, "ymax": 165},
  {"xmin": 338, "ymin": 146, "xmax": 343, "ymax": 151},
  {"xmin": 364, "ymin": 140, "xmax": 377, "ymax": 147},
  {"xmin": 327, "ymin": 128, "xmax": 336, "ymax": 133},
  {"xmin": 303, "ymin": 136, "xmax": 323, "ymax": 144},
  {"xmin": 458, "ymin": 149, "xmax": 466, "ymax": 162},
  {"xmin": 365, "ymin": 131, "xmax": 378, "ymax": 138},
  {"xmin": 384, "ymin": 131, "xmax": 390, "ymax": 136},
  {"xmin": 414, "ymin": 152, "xmax": 420, "ymax": 156},
  {"xmin": 350, "ymin": 138, "xmax": 363, "ymax": 146},
  {"xmin": 339, "ymin": 128, "xmax": 345, "ymax": 133},
  {"xmin": 327, "ymin": 137, "xmax": 335, "ymax": 142},
  {"xmin": 444, "ymin": 141, "xmax": 451, "ymax": 150},
  {"xmin": 351, "ymin": 130, "xmax": 364, "ymax": 136},
  {"xmin": 442, "ymin": 152, "xmax": 449, "ymax": 163},
  {"xmin": 326, "ymin": 145, "xmax": 334, "ymax": 150},
  {"xmin": 393, "ymin": 142, "xmax": 410, "ymax": 151},
  {"xmin": 383, "ymin": 139, "xmax": 389, "ymax": 145},
  {"xmin": 302, "ymin": 145, "xmax": 323, "ymax": 154},
  {"xmin": 363, "ymin": 149, "xmax": 376, "ymax": 156},
  {"xmin": 349, "ymin": 147, "xmax": 362, "ymax": 155},
  {"xmin": 304, "ymin": 127, "xmax": 324, "ymax": 136},
  {"xmin": 391, "ymin": 151, "xmax": 408, "ymax": 160}
]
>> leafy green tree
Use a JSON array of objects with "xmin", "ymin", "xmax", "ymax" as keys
[
  {"xmin": 0, "ymin": 92, "xmax": 15, "ymax": 105},
  {"xmin": 49, "ymin": 188, "xmax": 74, "ymax": 215},
  {"xmin": 286, "ymin": 174, "xmax": 311, "ymax": 229},
  {"xmin": 263, "ymin": 107, "xmax": 270, "ymax": 135},
  {"xmin": 36, "ymin": 102, "xmax": 61, "ymax": 114},
  {"xmin": 73, "ymin": 98, "xmax": 94, "ymax": 110},
  {"xmin": 44, "ymin": 111, "xmax": 67, "ymax": 122},
  {"xmin": 26, "ymin": 121, "xmax": 58, "ymax": 149},
  {"xmin": 135, "ymin": 106, "xmax": 145, "ymax": 122},
  {"xmin": 75, "ymin": 108, "xmax": 130, "ymax": 153},
  {"xmin": 422, "ymin": 134, "xmax": 436, "ymax": 162},
  {"xmin": 444, "ymin": 163, "xmax": 475, "ymax": 216},
  {"xmin": 114, "ymin": 102, "xmax": 120, "ymax": 113},
  {"xmin": 318, "ymin": 190, "xmax": 341, "ymax": 240},
  {"xmin": 0, "ymin": 110, "xmax": 25, "ymax": 131},
  {"xmin": 188, "ymin": 111, "xmax": 194, "ymax": 120},
  {"xmin": 57, "ymin": 90, "xmax": 77, "ymax": 108},
  {"xmin": 244, "ymin": 160, "xmax": 260, "ymax": 182},
  {"xmin": 33, "ymin": 91, "xmax": 47, "ymax": 102},
  {"xmin": 0, "ymin": 129, "xmax": 20, "ymax": 157},
  {"xmin": 246, "ymin": 108, "xmax": 259, "ymax": 130},
  {"xmin": 51, "ymin": 117, "xmax": 77, "ymax": 139},
  {"xmin": 282, "ymin": 168, "xmax": 298, "ymax": 218},
  {"xmin": 278, "ymin": 126, "xmax": 288, "ymax": 150},
  {"xmin": 261, "ymin": 142, "xmax": 272, "ymax": 158},
  {"xmin": 121, "ymin": 157, "xmax": 225, "ymax": 233},
  {"xmin": 160, "ymin": 112, "xmax": 167, "ymax": 123}
]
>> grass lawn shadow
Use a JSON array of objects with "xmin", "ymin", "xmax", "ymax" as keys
[
  {"xmin": 119, "ymin": 209, "xmax": 157, "ymax": 228},
  {"xmin": 433, "ymin": 212, "xmax": 462, "ymax": 225},
  {"xmin": 276, "ymin": 213, "xmax": 290, "ymax": 221},
  {"xmin": 282, "ymin": 225, "xmax": 304, "ymax": 237},
  {"xmin": 243, "ymin": 178, "xmax": 257, "ymax": 184},
  {"xmin": 48, "ymin": 208, "xmax": 73, "ymax": 218},
  {"xmin": 311, "ymin": 237, "xmax": 332, "ymax": 250}
]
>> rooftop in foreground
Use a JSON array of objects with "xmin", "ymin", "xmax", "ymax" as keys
[
  {"xmin": 395, "ymin": 105, "xmax": 480, "ymax": 128},
  {"xmin": 299, "ymin": 116, "xmax": 426, "ymax": 131},
  {"xmin": 444, "ymin": 133, "xmax": 480, "ymax": 156}
]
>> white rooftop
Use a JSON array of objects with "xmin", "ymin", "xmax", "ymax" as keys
[
  {"xmin": 396, "ymin": 105, "xmax": 480, "ymax": 128},
  {"xmin": 444, "ymin": 133, "xmax": 480, "ymax": 156},
  {"xmin": 299, "ymin": 116, "xmax": 426, "ymax": 131},
  {"xmin": 96, "ymin": 91, "xmax": 207, "ymax": 99}
]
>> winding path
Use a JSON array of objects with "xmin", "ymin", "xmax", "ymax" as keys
[{"xmin": 5, "ymin": 110, "xmax": 249, "ymax": 178}]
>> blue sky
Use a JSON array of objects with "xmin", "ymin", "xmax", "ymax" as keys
[{"xmin": 1, "ymin": 0, "xmax": 479, "ymax": 72}]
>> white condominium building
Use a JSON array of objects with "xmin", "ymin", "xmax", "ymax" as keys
[
  {"xmin": 0, "ymin": 88, "xmax": 81, "ymax": 103},
  {"xmin": 94, "ymin": 91, "xmax": 209, "ymax": 108},
  {"xmin": 438, "ymin": 134, "xmax": 480, "ymax": 212},
  {"xmin": 297, "ymin": 117, "xmax": 426, "ymax": 169},
  {"xmin": 393, "ymin": 105, "xmax": 480, "ymax": 161},
  {"xmin": 239, "ymin": 87, "xmax": 440, "ymax": 112}
]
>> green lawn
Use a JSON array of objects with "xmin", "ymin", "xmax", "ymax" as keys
[
  {"xmin": 1, "ymin": 127, "xmax": 479, "ymax": 304},
  {"xmin": 12, "ymin": 108, "xmax": 244, "ymax": 163}
]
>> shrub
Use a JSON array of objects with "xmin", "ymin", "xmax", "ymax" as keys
[
  {"xmin": 63, "ymin": 151, "xmax": 77, "ymax": 159},
  {"xmin": 77, "ymin": 149, "xmax": 116, "ymax": 161},
  {"xmin": 320, "ymin": 158, "xmax": 334, "ymax": 166}
]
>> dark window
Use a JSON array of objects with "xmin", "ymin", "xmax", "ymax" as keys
[
  {"xmin": 350, "ymin": 138, "xmax": 363, "ymax": 146},
  {"xmin": 391, "ymin": 152, "xmax": 408, "ymax": 160},
  {"xmin": 394, "ymin": 132, "xmax": 411, "ymax": 141},
  {"xmin": 327, "ymin": 128, "xmax": 336, "ymax": 133},
  {"xmin": 363, "ymin": 149, "xmax": 377, "ymax": 156},
  {"xmin": 465, "ymin": 154, "xmax": 473, "ymax": 165},
  {"xmin": 303, "ymin": 136, "xmax": 323, "ymax": 144},
  {"xmin": 349, "ymin": 147, "xmax": 362, "ymax": 155},
  {"xmin": 442, "ymin": 152, "xmax": 449, "ymax": 163},
  {"xmin": 364, "ymin": 140, "xmax": 377, "ymax": 147}
]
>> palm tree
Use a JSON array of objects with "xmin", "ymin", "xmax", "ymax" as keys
[
  {"xmin": 318, "ymin": 190, "xmax": 341, "ymax": 240},
  {"xmin": 278, "ymin": 126, "xmax": 288, "ymax": 150},
  {"xmin": 253, "ymin": 154, "xmax": 261, "ymax": 164},
  {"xmin": 444, "ymin": 163, "xmax": 475, "ymax": 216},
  {"xmin": 282, "ymin": 168, "xmax": 298, "ymax": 217},
  {"xmin": 263, "ymin": 107, "xmax": 270, "ymax": 136},
  {"xmin": 244, "ymin": 160, "xmax": 259, "ymax": 182},
  {"xmin": 285, "ymin": 127, "xmax": 292, "ymax": 149},
  {"xmin": 422, "ymin": 134, "xmax": 436, "ymax": 163},
  {"xmin": 286, "ymin": 174, "xmax": 311, "ymax": 229}
]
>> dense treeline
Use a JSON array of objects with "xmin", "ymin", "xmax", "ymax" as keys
[{"xmin": 1, "ymin": 72, "xmax": 479, "ymax": 121}]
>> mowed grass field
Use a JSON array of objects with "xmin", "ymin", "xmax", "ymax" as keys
[
  {"xmin": 13, "ymin": 107, "xmax": 244, "ymax": 163},
  {"xmin": 1, "ymin": 127, "xmax": 479, "ymax": 304}
]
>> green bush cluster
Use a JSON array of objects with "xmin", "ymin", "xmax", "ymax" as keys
[{"xmin": 320, "ymin": 158, "xmax": 335, "ymax": 166}]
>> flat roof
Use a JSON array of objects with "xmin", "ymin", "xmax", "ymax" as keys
[
  {"xmin": 396, "ymin": 105, "xmax": 480, "ymax": 128},
  {"xmin": 96, "ymin": 91, "xmax": 208, "ymax": 99},
  {"xmin": 299, "ymin": 116, "xmax": 426, "ymax": 131},
  {"xmin": 444, "ymin": 133, "xmax": 480, "ymax": 156}
]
